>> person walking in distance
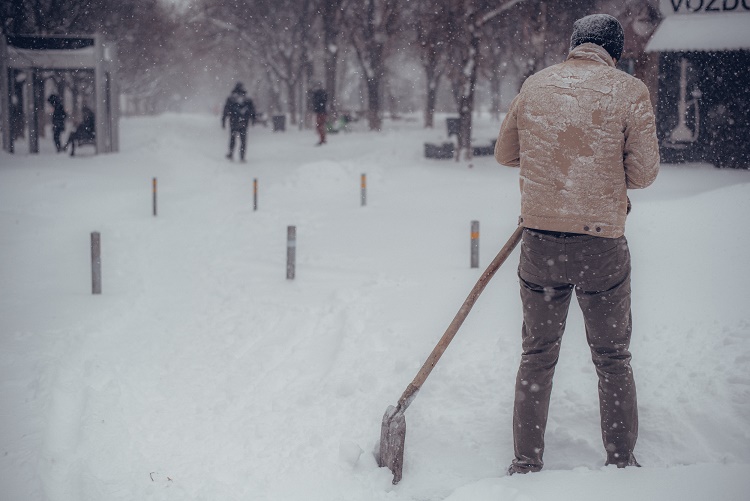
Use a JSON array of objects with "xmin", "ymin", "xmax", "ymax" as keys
[
  {"xmin": 494, "ymin": 14, "xmax": 659, "ymax": 474},
  {"xmin": 222, "ymin": 82, "xmax": 256, "ymax": 162},
  {"xmin": 311, "ymin": 82, "xmax": 327, "ymax": 146},
  {"xmin": 47, "ymin": 94, "xmax": 67, "ymax": 153}
]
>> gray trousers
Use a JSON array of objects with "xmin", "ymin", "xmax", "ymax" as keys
[{"xmin": 511, "ymin": 228, "xmax": 638, "ymax": 472}]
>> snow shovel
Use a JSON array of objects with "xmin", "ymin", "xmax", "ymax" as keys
[{"xmin": 378, "ymin": 225, "xmax": 523, "ymax": 484}]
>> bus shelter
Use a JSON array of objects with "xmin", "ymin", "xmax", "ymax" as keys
[
  {"xmin": 1, "ymin": 34, "xmax": 119, "ymax": 155},
  {"xmin": 646, "ymin": 2, "xmax": 750, "ymax": 169}
]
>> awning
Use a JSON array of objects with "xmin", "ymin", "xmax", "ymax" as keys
[
  {"xmin": 646, "ymin": 13, "xmax": 750, "ymax": 52},
  {"xmin": 7, "ymin": 46, "xmax": 97, "ymax": 70}
]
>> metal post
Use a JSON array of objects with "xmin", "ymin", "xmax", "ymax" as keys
[
  {"xmin": 152, "ymin": 177, "xmax": 157, "ymax": 216},
  {"xmin": 91, "ymin": 232, "xmax": 102, "ymax": 294},
  {"xmin": 25, "ymin": 72, "xmax": 38, "ymax": 154},
  {"xmin": 361, "ymin": 173, "xmax": 367, "ymax": 206},
  {"xmin": 94, "ymin": 34, "xmax": 106, "ymax": 154},
  {"xmin": 0, "ymin": 36, "xmax": 10, "ymax": 153},
  {"xmin": 286, "ymin": 226, "xmax": 296, "ymax": 280},
  {"xmin": 253, "ymin": 178, "xmax": 258, "ymax": 211},
  {"xmin": 470, "ymin": 221, "xmax": 479, "ymax": 268}
]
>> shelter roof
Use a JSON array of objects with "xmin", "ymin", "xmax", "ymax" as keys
[{"xmin": 646, "ymin": 13, "xmax": 750, "ymax": 52}]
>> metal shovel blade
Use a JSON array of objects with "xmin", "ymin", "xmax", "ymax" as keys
[{"xmin": 378, "ymin": 405, "xmax": 406, "ymax": 484}]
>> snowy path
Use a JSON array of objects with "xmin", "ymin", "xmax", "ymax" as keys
[{"xmin": 1, "ymin": 114, "xmax": 749, "ymax": 500}]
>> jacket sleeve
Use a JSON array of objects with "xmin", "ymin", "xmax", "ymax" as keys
[
  {"xmin": 495, "ymin": 94, "xmax": 521, "ymax": 168},
  {"xmin": 623, "ymin": 83, "xmax": 660, "ymax": 189},
  {"xmin": 221, "ymin": 99, "xmax": 230, "ymax": 126},
  {"xmin": 249, "ymin": 99, "xmax": 257, "ymax": 123}
]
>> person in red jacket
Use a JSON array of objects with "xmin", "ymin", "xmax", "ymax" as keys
[
  {"xmin": 495, "ymin": 14, "xmax": 659, "ymax": 475},
  {"xmin": 310, "ymin": 82, "xmax": 328, "ymax": 146}
]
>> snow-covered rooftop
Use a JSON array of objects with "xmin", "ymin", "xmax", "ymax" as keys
[{"xmin": 646, "ymin": 13, "xmax": 750, "ymax": 52}]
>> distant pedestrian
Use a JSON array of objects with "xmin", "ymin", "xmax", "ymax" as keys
[
  {"xmin": 311, "ymin": 82, "xmax": 327, "ymax": 146},
  {"xmin": 47, "ymin": 94, "xmax": 66, "ymax": 153},
  {"xmin": 65, "ymin": 105, "xmax": 95, "ymax": 157},
  {"xmin": 495, "ymin": 14, "xmax": 659, "ymax": 475},
  {"xmin": 221, "ymin": 82, "xmax": 256, "ymax": 162}
]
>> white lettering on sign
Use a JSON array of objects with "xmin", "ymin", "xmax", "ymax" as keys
[{"xmin": 662, "ymin": 0, "xmax": 750, "ymax": 14}]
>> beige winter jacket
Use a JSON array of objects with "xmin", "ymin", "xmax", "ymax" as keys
[{"xmin": 495, "ymin": 43, "xmax": 659, "ymax": 238}]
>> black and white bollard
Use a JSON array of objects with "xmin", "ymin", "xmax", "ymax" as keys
[
  {"xmin": 253, "ymin": 178, "xmax": 258, "ymax": 211},
  {"xmin": 361, "ymin": 173, "xmax": 367, "ymax": 206},
  {"xmin": 91, "ymin": 231, "xmax": 102, "ymax": 294},
  {"xmin": 470, "ymin": 220, "xmax": 479, "ymax": 269},
  {"xmin": 152, "ymin": 177, "xmax": 158, "ymax": 217},
  {"xmin": 286, "ymin": 226, "xmax": 296, "ymax": 280}
]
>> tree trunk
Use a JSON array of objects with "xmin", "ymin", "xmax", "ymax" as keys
[
  {"xmin": 457, "ymin": 97, "xmax": 472, "ymax": 160},
  {"xmin": 265, "ymin": 72, "xmax": 283, "ymax": 114},
  {"xmin": 366, "ymin": 76, "xmax": 381, "ymax": 131},
  {"xmin": 425, "ymin": 80, "xmax": 438, "ymax": 128},
  {"xmin": 489, "ymin": 70, "xmax": 501, "ymax": 121},
  {"xmin": 322, "ymin": 9, "xmax": 340, "ymax": 118},
  {"xmin": 362, "ymin": 41, "xmax": 384, "ymax": 131},
  {"xmin": 286, "ymin": 79, "xmax": 298, "ymax": 124},
  {"xmin": 456, "ymin": 33, "xmax": 480, "ymax": 160},
  {"xmin": 324, "ymin": 45, "xmax": 338, "ymax": 118},
  {"xmin": 321, "ymin": 0, "xmax": 343, "ymax": 118},
  {"xmin": 423, "ymin": 60, "xmax": 440, "ymax": 128}
]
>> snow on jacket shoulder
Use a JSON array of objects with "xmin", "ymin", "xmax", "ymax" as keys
[{"xmin": 495, "ymin": 43, "xmax": 659, "ymax": 238}]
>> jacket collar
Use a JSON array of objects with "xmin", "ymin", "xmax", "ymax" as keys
[{"xmin": 567, "ymin": 43, "xmax": 616, "ymax": 67}]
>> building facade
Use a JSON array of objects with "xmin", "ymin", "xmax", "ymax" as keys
[{"xmin": 646, "ymin": 0, "xmax": 750, "ymax": 169}]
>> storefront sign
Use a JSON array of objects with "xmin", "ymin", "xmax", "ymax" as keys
[{"xmin": 661, "ymin": 0, "xmax": 750, "ymax": 15}]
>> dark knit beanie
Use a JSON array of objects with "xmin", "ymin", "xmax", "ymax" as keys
[{"xmin": 570, "ymin": 14, "xmax": 624, "ymax": 61}]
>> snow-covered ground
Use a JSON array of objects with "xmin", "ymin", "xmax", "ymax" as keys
[{"xmin": 1, "ymin": 113, "xmax": 749, "ymax": 501}]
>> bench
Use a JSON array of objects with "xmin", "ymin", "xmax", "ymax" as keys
[{"xmin": 68, "ymin": 131, "xmax": 95, "ymax": 156}]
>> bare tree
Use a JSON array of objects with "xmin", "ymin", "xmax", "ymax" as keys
[
  {"xmin": 512, "ymin": 0, "xmax": 585, "ymax": 88},
  {"xmin": 594, "ymin": 0, "xmax": 661, "ymax": 100},
  {"xmin": 413, "ymin": 0, "xmax": 451, "ymax": 128},
  {"xmin": 100, "ymin": 1, "xmax": 185, "ymax": 114},
  {"xmin": 200, "ymin": 0, "xmax": 315, "ymax": 123},
  {"xmin": 443, "ymin": 0, "xmax": 527, "ymax": 160},
  {"xmin": 479, "ymin": 19, "xmax": 514, "ymax": 121},
  {"xmin": 343, "ymin": 0, "xmax": 400, "ymax": 131},
  {"xmin": 479, "ymin": 0, "xmax": 573, "ymax": 121},
  {"xmin": 255, "ymin": 0, "xmax": 315, "ymax": 124},
  {"xmin": 318, "ymin": 0, "xmax": 348, "ymax": 118},
  {"xmin": 186, "ymin": 1, "xmax": 260, "ymax": 91},
  {"xmin": 0, "ymin": 0, "xmax": 101, "ymax": 35}
]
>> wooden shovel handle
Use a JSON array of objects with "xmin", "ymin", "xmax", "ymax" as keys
[{"xmin": 396, "ymin": 225, "xmax": 524, "ymax": 412}]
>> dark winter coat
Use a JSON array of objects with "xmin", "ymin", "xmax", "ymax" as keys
[
  {"xmin": 222, "ymin": 92, "xmax": 256, "ymax": 131},
  {"xmin": 51, "ymin": 102, "xmax": 67, "ymax": 130},
  {"xmin": 495, "ymin": 43, "xmax": 660, "ymax": 239},
  {"xmin": 311, "ymin": 89, "xmax": 327, "ymax": 114},
  {"xmin": 74, "ymin": 106, "xmax": 95, "ymax": 139}
]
